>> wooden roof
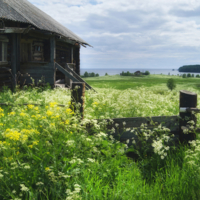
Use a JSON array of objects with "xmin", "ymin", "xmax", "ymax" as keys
[{"xmin": 0, "ymin": 0, "xmax": 90, "ymax": 46}]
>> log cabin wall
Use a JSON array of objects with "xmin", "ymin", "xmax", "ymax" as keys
[
  {"xmin": 19, "ymin": 32, "xmax": 54, "ymax": 86},
  {"xmin": 73, "ymin": 44, "xmax": 80, "ymax": 75},
  {"xmin": 0, "ymin": 34, "xmax": 12, "ymax": 89},
  {"xmin": 55, "ymin": 41, "xmax": 71, "ymax": 81},
  {"xmin": 55, "ymin": 41, "xmax": 80, "ymax": 81}
]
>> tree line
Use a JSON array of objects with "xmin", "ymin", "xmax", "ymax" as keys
[
  {"xmin": 178, "ymin": 65, "xmax": 200, "ymax": 72},
  {"xmin": 82, "ymin": 72, "xmax": 99, "ymax": 77}
]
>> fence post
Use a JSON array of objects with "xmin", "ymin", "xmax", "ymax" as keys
[
  {"xmin": 179, "ymin": 90, "xmax": 197, "ymax": 144},
  {"xmin": 71, "ymin": 82, "xmax": 85, "ymax": 119}
]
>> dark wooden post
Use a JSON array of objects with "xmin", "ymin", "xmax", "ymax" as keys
[
  {"xmin": 50, "ymin": 36, "xmax": 56, "ymax": 87},
  {"xmin": 11, "ymin": 33, "xmax": 17, "ymax": 90},
  {"xmin": 71, "ymin": 82, "xmax": 85, "ymax": 119},
  {"xmin": 179, "ymin": 90, "xmax": 197, "ymax": 144}
]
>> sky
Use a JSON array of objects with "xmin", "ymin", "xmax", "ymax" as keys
[{"xmin": 28, "ymin": 0, "xmax": 200, "ymax": 69}]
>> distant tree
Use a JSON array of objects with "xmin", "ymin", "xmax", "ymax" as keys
[
  {"xmin": 144, "ymin": 71, "xmax": 150, "ymax": 75},
  {"xmin": 187, "ymin": 73, "xmax": 191, "ymax": 77},
  {"xmin": 167, "ymin": 78, "xmax": 176, "ymax": 91},
  {"xmin": 96, "ymin": 73, "xmax": 99, "ymax": 77},
  {"xmin": 91, "ymin": 72, "xmax": 95, "ymax": 77},
  {"xmin": 182, "ymin": 74, "xmax": 186, "ymax": 78},
  {"xmin": 196, "ymin": 74, "xmax": 200, "ymax": 78},
  {"xmin": 105, "ymin": 73, "xmax": 108, "ymax": 76},
  {"xmin": 84, "ymin": 71, "xmax": 89, "ymax": 77}
]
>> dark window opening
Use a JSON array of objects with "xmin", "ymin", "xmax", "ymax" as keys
[{"xmin": 35, "ymin": 45, "xmax": 41, "ymax": 52}]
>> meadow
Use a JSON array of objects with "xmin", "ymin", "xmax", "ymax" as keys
[{"xmin": 0, "ymin": 74, "xmax": 200, "ymax": 199}]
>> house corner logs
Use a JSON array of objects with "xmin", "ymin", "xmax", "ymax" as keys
[
  {"xmin": 71, "ymin": 82, "xmax": 85, "ymax": 119},
  {"xmin": 179, "ymin": 90, "xmax": 197, "ymax": 144}
]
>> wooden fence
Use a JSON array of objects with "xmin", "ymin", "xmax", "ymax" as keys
[{"xmin": 73, "ymin": 84, "xmax": 200, "ymax": 147}]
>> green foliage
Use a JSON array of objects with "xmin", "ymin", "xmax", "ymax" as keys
[
  {"xmin": 187, "ymin": 73, "xmax": 191, "ymax": 77},
  {"xmin": 121, "ymin": 71, "xmax": 133, "ymax": 76},
  {"xmin": 144, "ymin": 70, "xmax": 150, "ymax": 75},
  {"xmin": 182, "ymin": 74, "xmax": 186, "ymax": 78},
  {"xmin": 105, "ymin": 72, "xmax": 108, "ymax": 76},
  {"xmin": 83, "ymin": 71, "xmax": 99, "ymax": 77},
  {"xmin": 179, "ymin": 64, "xmax": 200, "ymax": 72},
  {"xmin": 2, "ymin": 77, "xmax": 200, "ymax": 199},
  {"xmin": 167, "ymin": 78, "xmax": 176, "ymax": 91},
  {"xmin": 196, "ymin": 74, "xmax": 200, "ymax": 78}
]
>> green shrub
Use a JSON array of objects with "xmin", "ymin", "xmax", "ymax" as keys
[
  {"xmin": 187, "ymin": 73, "xmax": 191, "ymax": 77},
  {"xmin": 167, "ymin": 78, "xmax": 176, "ymax": 91},
  {"xmin": 182, "ymin": 74, "xmax": 186, "ymax": 78},
  {"xmin": 144, "ymin": 71, "xmax": 150, "ymax": 75}
]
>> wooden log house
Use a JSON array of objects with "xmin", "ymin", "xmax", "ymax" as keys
[{"xmin": 0, "ymin": 0, "xmax": 91, "ymax": 90}]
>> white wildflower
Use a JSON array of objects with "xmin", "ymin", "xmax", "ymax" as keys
[
  {"xmin": 87, "ymin": 158, "xmax": 95, "ymax": 163},
  {"xmin": 36, "ymin": 182, "xmax": 44, "ymax": 186},
  {"xmin": 20, "ymin": 184, "xmax": 29, "ymax": 192}
]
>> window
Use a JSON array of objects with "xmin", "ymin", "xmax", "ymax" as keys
[{"xmin": 0, "ymin": 41, "xmax": 8, "ymax": 62}]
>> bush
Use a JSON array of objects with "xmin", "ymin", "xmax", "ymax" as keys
[
  {"xmin": 144, "ymin": 71, "xmax": 150, "ymax": 75},
  {"xmin": 196, "ymin": 74, "xmax": 200, "ymax": 78},
  {"xmin": 105, "ymin": 73, "xmax": 108, "ymax": 76},
  {"xmin": 182, "ymin": 74, "xmax": 186, "ymax": 78},
  {"xmin": 167, "ymin": 78, "xmax": 176, "ymax": 91},
  {"xmin": 187, "ymin": 73, "xmax": 191, "ymax": 77}
]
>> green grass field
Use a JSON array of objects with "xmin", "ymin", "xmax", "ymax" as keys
[
  {"xmin": 0, "ymin": 75, "xmax": 200, "ymax": 199},
  {"xmin": 84, "ymin": 74, "xmax": 200, "ymax": 91}
]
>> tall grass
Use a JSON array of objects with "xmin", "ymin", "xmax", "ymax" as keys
[{"xmin": 0, "ymin": 78, "xmax": 200, "ymax": 199}]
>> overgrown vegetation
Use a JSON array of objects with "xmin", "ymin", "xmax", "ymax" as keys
[{"xmin": 1, "ymin": 75, "xmax": 200, "ymax": 199}]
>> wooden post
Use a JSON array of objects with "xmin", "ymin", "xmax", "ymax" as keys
[
  {"xmin": 11, "ymin": 33, "xmax": 17, "ymax": 90},
  {"xmin": 71, "ymin": 82, "xmax": 85, "ymax": 119},
  {"xmin": 179, "ymin": 90, "xmax": 197, "ymax": 144},
  {"xmin": 50, "ymin": 36, "xmax": 56, "ymax": 87}
]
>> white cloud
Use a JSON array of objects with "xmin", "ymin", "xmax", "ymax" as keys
[{"xmin": 28, "ymin": 0, "xmax": 200, "ymax": 69}]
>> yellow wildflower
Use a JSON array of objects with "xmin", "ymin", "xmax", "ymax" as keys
[
  {"xmin": 45, "ymin": 167, "xmax": 50, "ymax": 171},
  {"xmin": 5, "ymin": 130, "xmax": 21, "ymax": 141},
  {"xmin": 50, "ymin": 123, "xmax": 55, "ymax": 127},
  {"xmin": 20, "ymin": 113, "xmax": 26, "ymax": 117},
  {"xmin": 46, "ymin": 110, "xmax": 53, "ymax": 116},
  {"xmin": 0, "ymin": 123, "xmax": 3, "ymax": 126},
  {"xmin": 65, "ymin": 120, "xmax": 69, "ymax": 125},
  {"xmin": 33, "ymin": 140, "xmax": 39, "ymax": 145},
  {"xmin": 92, "ymin": 102, "xmax": 99, "ymax": 106},
  {"xmin": 28, "ymin": 145, "xmax": 33, "ymax": 148},
  {"xmin": 34, "ymin": 107, "xmax": 39, "ymax": 111},
  {"xmin": 66, "ymin": 108, "xmax": 73, "ymax": 114},
  {"xmin": 27, "ymin": 104, "xmax": 34, "ymax": 109},
  {"xmin": 9, "ymin": 112, "xmax": 15, "ymax": 116},
  {"xmin": 49, "ymin": 102, "xmax": 57, "ymax": 108}
]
